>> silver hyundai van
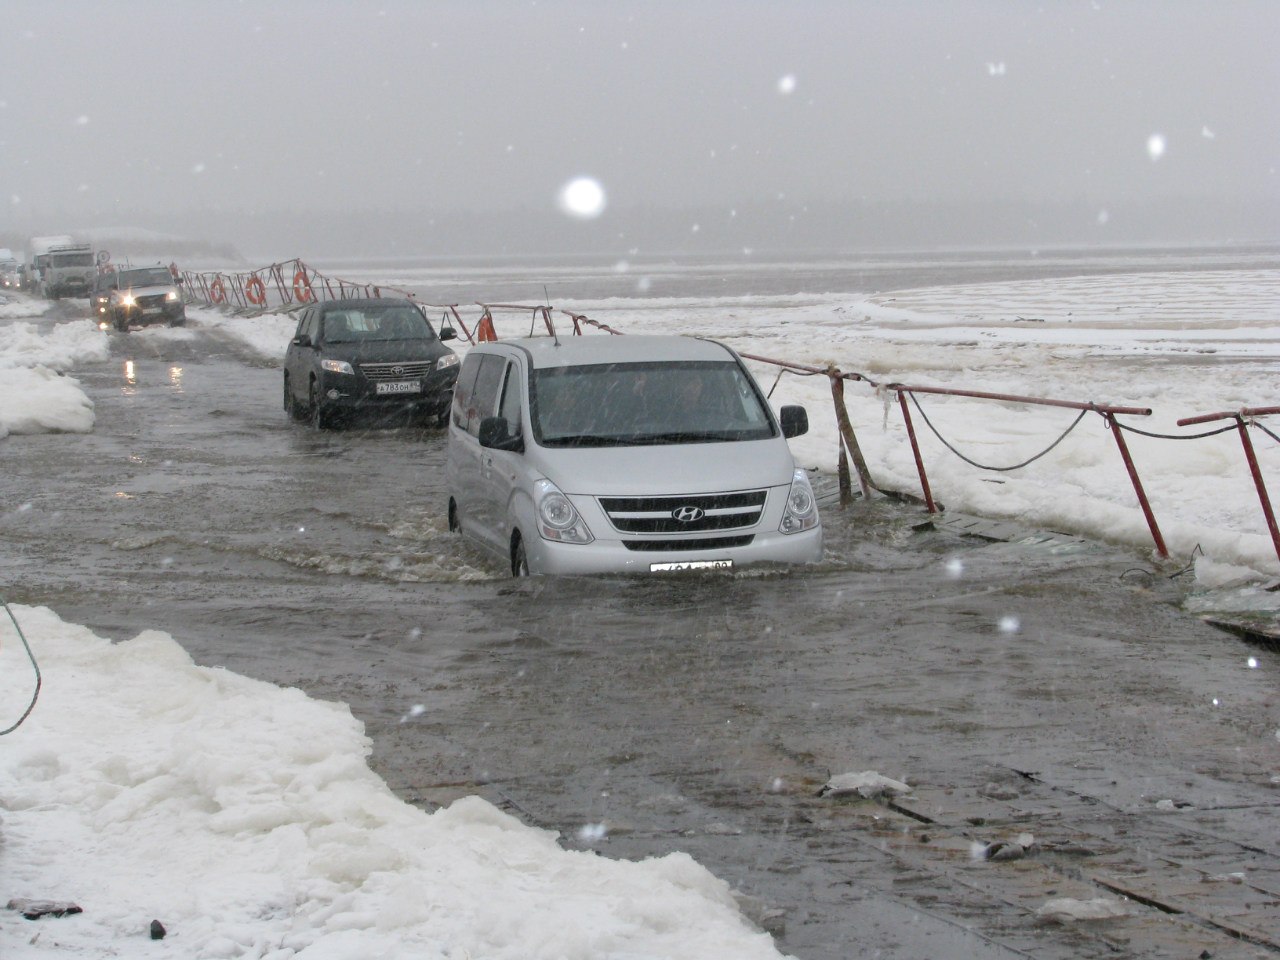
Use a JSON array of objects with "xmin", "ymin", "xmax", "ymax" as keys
[{"xmin": 445, "ymin": 335, "xmax": 822, "ymax": 576}]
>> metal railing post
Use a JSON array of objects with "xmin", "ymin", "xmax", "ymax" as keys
[
  {"xmin": 1234, "ymin": 417, "xmax": 1280, "ymax": 566},
  {"xmin": 896, "ymin": 390, "xmax": 937, "ymax": 514},
  {"xmin": 1105, "ymin": 412, "xmax": 1168, "ymax": 558}
]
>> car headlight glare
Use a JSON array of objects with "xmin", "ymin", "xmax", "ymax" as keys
[
  {"xmin": 120, "ymin": 294, "xmax": 136, "ymax": 307},
  {"xmin": 779, "ymin": 469, "xmax": 819, "ymax": 534},
  {"xmin": 320, "ymin": 359, "xmax": 354, "ymax": 375},
  {"xmin": 436, "ymin": 354, "xmax": 460, "ymax": 370},
  {"xmin": 535, "ymin": 479, "xmax": 593, "ymax": 544},
  {"xmin": 166, "ymin": 290, "xmax": 179, "ymax": 301}
]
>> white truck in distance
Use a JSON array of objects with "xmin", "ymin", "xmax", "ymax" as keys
[{"xmin": 29, "ymin": 235, "xmax": 95, "ymax": 299}]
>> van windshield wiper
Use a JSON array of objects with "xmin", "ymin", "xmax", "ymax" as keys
[
  {"xmin": 627, "ymin": 431, "xmax": 744, "ymax": 444},
  {"xmin": 543, "ymin": 434, "xmax": 631, "ymax": 447}
]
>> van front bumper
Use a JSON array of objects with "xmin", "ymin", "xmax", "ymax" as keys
[{"xmin": 525, "ymin": 526, "xmax": 823, "ymax": 576}]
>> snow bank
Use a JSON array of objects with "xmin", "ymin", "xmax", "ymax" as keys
[
  {"xmin": 0, "ymin": 605, "xmax": 785, "ymax": 960},
  {"xmin": 0, "ymin": 319, "xmax": 105, "ymax": 437}
]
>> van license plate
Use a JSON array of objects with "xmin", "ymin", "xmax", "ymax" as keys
[
  {"xmin": 650, "ymin": 559, "xmax": 734, "ymax": 572},
  {"xmin": 376, "ymin": 381, "xmax": 421, "ymax": 395}
]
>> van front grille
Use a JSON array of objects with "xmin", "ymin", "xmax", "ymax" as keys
[
  {"xmin": 622, "ymin": 535, "xmax": 755, "ymax": 552},
  {"xmin": 600, "ymin": 491, "xmax": 767, "ymax": 534}
]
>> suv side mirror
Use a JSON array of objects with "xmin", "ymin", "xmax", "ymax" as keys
[
  {"xmin": 779, "ymin": 405, "xmax": 809, "ymax": 438},
  {"xmin": 478, "ymin": 416, "xmax": 524, "ymax": 452},
  {"xmin": 439, "ymin": 325, "xmax": 457, "ymax": 342}
]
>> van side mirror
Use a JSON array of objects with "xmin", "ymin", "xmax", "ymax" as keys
[
  {"xmin": 439, "ymin": 325, "xmax": 457, "ymax": 342},
  {"xmin": 478, "ymin": 416, "xmax": 524, "ymax": 452},
  {"xmin": 779, "ymin": 405, "xmax": 809, "ymax": 438},
  {"xmin": 292, "ymin": 334, "xmax": 312, "ymax": 348}
]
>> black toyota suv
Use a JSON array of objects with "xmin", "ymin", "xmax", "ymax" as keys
[{"xmin": 283, "ymin": 298, "xmax": 461, "ymax": 429}]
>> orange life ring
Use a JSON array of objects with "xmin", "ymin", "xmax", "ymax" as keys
[
  {"xmin": 209, "ymin": 278, "xmax": 227, "ymax": 304},
  {"xmin": 293, "ymin": 269, "xmax": 314, "ymax": 303},
  {"xmin": 245, "ymin": 276, "xmax": 267, "ymax": 306}
]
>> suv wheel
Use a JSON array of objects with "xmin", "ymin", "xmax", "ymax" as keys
[
  {"xmin": 309, "ymin": 381, "xmax": 335, "ymax": 430},
  {"xmin": 284, "ymin": 375, "xmax": 307, "ymax": 421}
]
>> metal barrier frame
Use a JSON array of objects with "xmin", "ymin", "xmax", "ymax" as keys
[{"xmin": 1178, "ymin": 407, "xmax": 1280, "ymax": 565}]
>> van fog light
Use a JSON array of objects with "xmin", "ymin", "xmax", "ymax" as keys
[
  {"xmin": 780, "ymin": 469, "xmax": 818, "ymax": 534},
  {"xmin": 535, "ymin": 479, "xmax": 593, "ymax": 544}
]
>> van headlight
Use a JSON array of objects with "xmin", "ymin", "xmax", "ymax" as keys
[
  {"xmin": 779, "ymin": 469, "xmax": 819, "ymax": 534},
  {"xmin": 535, "ymin": 479, "xmax": 593, "ymax": 544}
]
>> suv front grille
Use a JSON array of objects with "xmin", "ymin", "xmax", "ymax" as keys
[
  {"xmin": 135, "ymin": 294, "xmax": 168, "ymax": 309},
  {"xmin": 360, "ymin": 361, "xmax": 434, "ymax": 381},
  {"xmin": 600, "ymin": 491, "xmax": 767, "ymax": 534}
]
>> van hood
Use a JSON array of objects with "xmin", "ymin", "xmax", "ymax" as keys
[{"xmin": 538, "ymin": 438, "xmax": 797, "ymax": 497}]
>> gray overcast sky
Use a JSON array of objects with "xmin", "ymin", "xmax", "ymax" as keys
[{"xmin": 2, "ymin": 0, "xmax": 1277, "ymax": 251}]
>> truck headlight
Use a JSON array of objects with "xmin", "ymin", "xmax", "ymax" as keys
[
  {"xmin": 320, "ymin": 359, "xmax": 354, "ymax": 375},
  {"xmin": 535, "ymin": 479, "xmax": 593, "ymax": 544},
  {"xmin": 779, "ymin": 469, "xmax": 819, "ymax": 534}
]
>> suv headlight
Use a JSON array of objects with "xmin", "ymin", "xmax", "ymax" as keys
[
  {"xmin": 120, "ymin": 294, "xmax": 136, "ymax": 308},
  {"xmin": 166, "ymin": 290, "xmax": 179, "ymax": 301},
  {"xmin": 779, "ymin": 468, "xmax": 819, "ymax": 534},
  {"xmin": 320, "ymin": 359, "xmax": 354, "ymax": 375},
  {"xmin": 535, "ymin": 479, "xmax": 593, "ymax": 544},
  {"xmin": 436, "ymin": 354, "xmax": 459, "ymax": 371}
]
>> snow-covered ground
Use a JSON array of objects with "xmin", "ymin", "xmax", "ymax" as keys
[{"xmin": 2, "ymin": 262, "xmax": 1277, "ymax": 957}]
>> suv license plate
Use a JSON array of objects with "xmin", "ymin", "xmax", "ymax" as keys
[
  {"xmin": 376, "ymin": 381, "xmax": 421, "ymax": 395},
  {"xmin": 650, "ymin": 559, "xmax": 734, "ymax": 572}
]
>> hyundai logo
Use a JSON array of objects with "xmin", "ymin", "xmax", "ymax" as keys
[{"xmin": 672, "ymin": 506, "xmax": 705, "ymax": 523}]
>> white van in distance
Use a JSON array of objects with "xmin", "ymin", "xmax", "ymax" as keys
[{"xmin": 445, "ymin": 334, "xmax": 822, "ymax": 576}]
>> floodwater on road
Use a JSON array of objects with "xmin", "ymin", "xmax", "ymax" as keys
[{"xmin": 1, "ymin": 307, "xmax": 1277, "ymax": 959}]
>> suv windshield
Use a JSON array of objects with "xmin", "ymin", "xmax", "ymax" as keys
[
  {"xmin": 118, "ymin": 268, "xmax": 174, "ymax": 287},
  {"xmin": 530, "ymin": 360, "xmax": 776, "ymax": 447},
  {"xmin": 322, "ymin": 305, "xmax": 434, "ymax": 343}
]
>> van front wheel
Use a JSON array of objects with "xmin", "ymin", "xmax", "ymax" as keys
[{"xmin": 511, "ymin": 534, "xmax": 530, "ymax": 577}]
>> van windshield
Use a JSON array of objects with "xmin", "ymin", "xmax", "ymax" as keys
[
  {"xmin": 530, "ymin": 360, "xmax": 776, "ymax": 447},
  {"xmin": 51, "ymin": 253, "xmax": 94, "ymax": 268}
]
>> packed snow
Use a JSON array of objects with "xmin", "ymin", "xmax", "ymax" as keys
[{"xmin": 2, "ymin": 260, "xmax": 1278, "ymax": 956}]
